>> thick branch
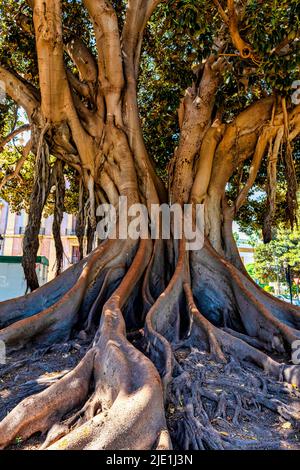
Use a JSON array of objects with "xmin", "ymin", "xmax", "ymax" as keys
[
  {"xmin": 65, "ymin": 38, "xmax": 97, "ymax": 85},
  {"xmin": 33, "ymin": 0, "xmax": 68, "ymax": 123},
  {"xmin": 0, "ymin": 124, "xmax": 31, "ymax": 152},
  {"xmin": 123, "ymin": 0, "xmax": 161, "ymax": 79},
  {"xmin": 191, "ymin": 121, "xmax": 225, "ymax": 204},
  {"xmin": 171, "ymin": 56, "xmax": 225, "ymax": 204},
  {"xmin": 121, "ymin": 0, "xmax": 164, "ymax": 197},
  {"xmin": 83, "ymin": 0, "xmax": 124, "ymax": 124},
  {"xmin": 0, "ymin": 139, "xmax": 32, "ymax": 192},
  {"xmin": 227, "ymin": 0, "xmax": 252, "ymax": 59},
  {"xmin": 33, "ymin": 1, "xmax": 97, "ymax": 172},
  {"xmin": 0, "ymin": 66, "xmax": 39, "ymax": 119},
  {"xmin": 208, "ymin": 97, "xmax": 274, "ymax": 197}
]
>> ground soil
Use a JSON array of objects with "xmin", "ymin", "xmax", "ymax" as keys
[{"xmin": 1, "ymin": 334, "xmax": 299, "ymax": 450}]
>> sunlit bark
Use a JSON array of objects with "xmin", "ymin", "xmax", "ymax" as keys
[{"xmin": 0, "ymin": 0, "xmax": 300, "ymax": 451}]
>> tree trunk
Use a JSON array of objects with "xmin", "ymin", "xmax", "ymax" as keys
[{"xmin": 0, "ymin": 0, "xmax": 300, "ymax": 451}]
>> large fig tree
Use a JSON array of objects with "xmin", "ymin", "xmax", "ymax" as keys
[{"xmin": 0, "ymin": 0, "xmax": 300, "ymax": 450}]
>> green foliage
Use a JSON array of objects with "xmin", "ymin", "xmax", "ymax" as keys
[
  {"xmin": 245, "ymin": 262, "xmax": 255, "ymax": 277},
  {"xmin": 253, "ymin": 225, "xmax": 300, "ymax": 283},
  {"xmin": 0, "ymin": 0, "xmax": 299, "ymax": 232},
  {"xmin": 244, "ymin": 0, "xmax": 300, "ymax": 94},
  {"xmin": 263, "ymin": 285, "xmax": 274, "ymax": 293},
  {"xmin": 0, "ymin": 145, "xmax": 34, "ymax": 212},
  {"xmin": 139, "ymin": 0, "xmax": 300, "ymax": 168}
]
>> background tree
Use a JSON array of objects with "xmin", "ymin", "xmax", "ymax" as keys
[
  {"xmin": 253, "ymin": 225, "xmax": 300, "ymax": 285},
  {"xmin": 0, "ymin": 0, "xmax": 300, "ymax": 450}
]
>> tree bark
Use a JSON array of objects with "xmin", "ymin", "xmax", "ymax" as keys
[{"xmin": 0, "ymin": 0, "xmax": 300, "ymax": 451}]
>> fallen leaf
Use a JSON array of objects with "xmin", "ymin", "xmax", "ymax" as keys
[{"xmin": 282, "ymin": 421, "xmax": 292, "ymax": 429}]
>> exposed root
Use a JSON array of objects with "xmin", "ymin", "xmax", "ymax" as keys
[
  {"xmin": 191, "ymin": 242, "xmax": 300, "ymax": 352},
  {"xmin": 0, "ymin": 239, "xmax": 128, "ymax": 350},
  {"xmin": 1, "ymin": 233, "xmax": 300, "ymax": 451},
  {"xmin": 0, "ymin": 349, "xmax": 95, "ymax": 449},
  {"xmin": 183, "ymin": 281, "xmax": 226, "ymax": 363},
  {"xmin": 144, "ymin": 239, "xmax": 186, "ymax": 390},
  {"xmin": 143, "ymin": 239, "xmax": 300, "ymax": 450},
  {"xmin": 0, "ymin": 253, "xmax": 91, "ymax": 329},
  {"xmin": 0, "ymin": 240, "xmax": 170, "ymax": 450},
  {"xmin": 167, "ymin": 347, "xmax": 300, "ymax": 450}
]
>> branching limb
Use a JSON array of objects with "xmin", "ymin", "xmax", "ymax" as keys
[
  {"xmin": 33, "ymin": 0, "xmax": 95, "ymax": 170},
  {"xmin": 0, "ymin": 124, "xmax": 31, "ymax": 152},
  {"xmin": 191, "ymin": 121, "xmax": 225, "ymax": 205},
  {"xmin": 65, "ymin": 38, "xmax": 97, "ymax": 86},
  {"xmin": 0, "ymin": 139, "xmax": 32, "ymax": 192},
  {"xmin": 0, "ymin": 66, "xmax": 40, "ymax": 119},
  {"xmin": 171, "ymin": 56, "xmax": 225, "ymax": 204},
  {"xmin": 226, "ymin": 0, "xmax": 253, "ymax": 59},
  {"xmin": 235, "ymin": 125, "xmax": 278, "ymax": 215},
  {"xmin": 83, "ymin": 0, "xmax": 124, "ymax": 126}
]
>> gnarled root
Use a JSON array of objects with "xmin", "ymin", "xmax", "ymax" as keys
[
  {"xmin": 1, "ymin": 233, "xmax": 300, "ymax": 451},
  {"xmin": 144, "ymin": 239, "xmax": 300, "ymax": 450},
  {"xmin": 0, "ymin": 239, "xmax": 170, "ymax": 450},
  {"xmin": 0, "ymin": 239, "xmax": 129, "ymax": 350},
  {"xmin": 167, "ymin": 347, "xmax": 300, "ymax": 450},
  {"xmin": 0, "ymin": 349, "xmax": 95, "ymax": 449}
]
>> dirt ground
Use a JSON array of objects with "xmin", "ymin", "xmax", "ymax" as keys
[
  {"xmin": 167, "ymin": 347, "xmax": 300, "ymax": 450},
  {"xmin": 1, "ymin": 334, "xmax": 299, "ymax": 450}
]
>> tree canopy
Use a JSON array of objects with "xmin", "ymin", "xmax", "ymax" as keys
[
  {"xmin": 0, "ymin": 0, "xmax": 300, "ymax": 238},
  {"xmin": 253, "ymin": 224, "xmax": 300, "ymax": 284},
  {"xmin": 1, "ymin": 0, "xmax": 300, "ymax": 452}
]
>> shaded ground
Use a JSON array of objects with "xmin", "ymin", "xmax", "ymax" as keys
[
  {"xmin": 167, "ymin": 347, "xmax": 300, "ymax": 450},
  {"xmin": 0, "ymin": 335, "xmax": 90, "ymax": 449},
  {"xmin": 1, "ymin": 335, "xmax": 300, "ymax": 450}
]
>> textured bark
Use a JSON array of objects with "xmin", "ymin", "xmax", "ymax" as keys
[
  {"xmin": 0, "ymin": 0, "xmax": 300, "ymax": 452},
  {"xmin": 22, "ymin": 127, "xmax": 51, "ymax": 291},
  {"xmin": 52, "ymin": 161, "xmax": 65, "ymax": 277}
]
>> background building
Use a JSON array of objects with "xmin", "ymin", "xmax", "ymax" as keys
[
  {"xmin": 0, "ymin": 199, "xmax": 80, "ymax": 282},
  {"xmin": 236, "ymin": 237, "xmax": 254, "ymax": 265}
]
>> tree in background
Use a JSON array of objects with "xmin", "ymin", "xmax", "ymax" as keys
[
  {"xmin": 253, "ymin": 226, "xmax": 300, "ymax": 287},
  {"xmin": 0, "ymin": 0, "xmax": 300, "ymax": 450}
]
